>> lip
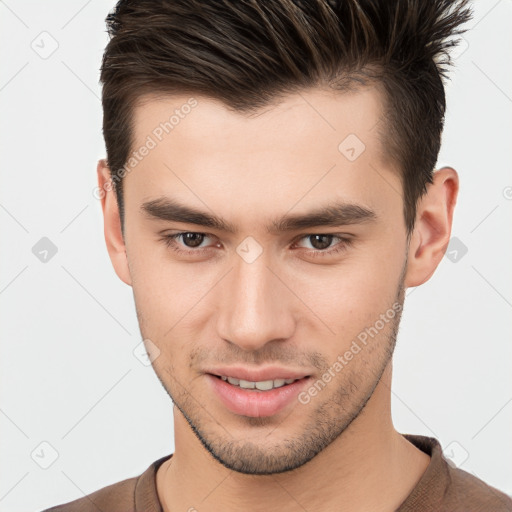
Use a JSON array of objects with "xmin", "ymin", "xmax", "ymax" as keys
[
  {"xmin": 204, "ymin": 365, "xmax": 310, "ymax": 382},
  {"xmin": 206, "ymin": 373, "xmax": 311, "ymax": 418}
]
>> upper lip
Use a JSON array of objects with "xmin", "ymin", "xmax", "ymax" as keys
[{"xmin": 205, "ymin": 366, "xmax": 311, "ymax": 382}]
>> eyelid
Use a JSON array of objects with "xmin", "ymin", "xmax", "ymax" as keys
[
  {"xmin": 161, "ymin": 230, "xmax": 354, "ymax": 259},
  {"xmin": 163, "ymin": 230, "xmax": 351, "ymax": 246},
  {"xmin": 291, "ymin": 232, "xmax": 352, "ymax": 247},
  {"xmin": 164, "ymin": 231, "xmax": 215, "ymax": 249}
]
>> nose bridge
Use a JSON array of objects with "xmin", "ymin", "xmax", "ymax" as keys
[{"xmin": 216, "ymin": 250, "xmax": 294, "ymax": 351}]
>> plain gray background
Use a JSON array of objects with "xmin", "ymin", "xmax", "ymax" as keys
[{"xmin": 0, "ymin": 1, "xmax": 511, "ymax": 510}]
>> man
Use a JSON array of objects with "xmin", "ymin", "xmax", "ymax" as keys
[{"xmin": 44, "ymin": 0, "xmax": 512, "ymax": 511}]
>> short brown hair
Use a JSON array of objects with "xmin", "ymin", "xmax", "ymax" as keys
[{"xmin": 100, "ymin": 0, "xmax": 472, "ymax": 235}]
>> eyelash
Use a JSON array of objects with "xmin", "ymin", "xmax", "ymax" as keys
[{"xmin": 160, "ymin": 232, "xmax": 353, "ymax": 259}]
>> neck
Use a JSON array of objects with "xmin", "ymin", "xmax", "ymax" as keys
[{"xmin": 157, "ymin": 363, "xmax": 430, "ymax": 512}]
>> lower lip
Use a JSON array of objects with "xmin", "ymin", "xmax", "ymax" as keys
[{"xmin": 206, "ymin": 374, "xmax": 310, "ymax": 418}]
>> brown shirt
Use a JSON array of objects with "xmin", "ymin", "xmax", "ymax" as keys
[{"xmin": 41, "ymin": 434, "xmax": 512, "ymax": 511}]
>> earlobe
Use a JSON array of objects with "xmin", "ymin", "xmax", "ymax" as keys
[
  {"xmin": 96, "ymin": 159, "xmax": 132, "ymax": 286},
  {"xmin": 404, "ymin": 167, "xmax": 459, "ymax": 288}
]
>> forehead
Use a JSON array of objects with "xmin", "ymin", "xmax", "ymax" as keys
[
  {"xmin": 131, "ymin": 86, "xmax": 386, "ymax": 158},
  {"xmin": 125, "ymin": 86, "xmax": 401, "ymax": 230}
]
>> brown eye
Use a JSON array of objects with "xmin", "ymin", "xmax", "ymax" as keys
[
  {"xmin": 180, "ymin": 232, "xmax": 206, "ymax": 248},
  {"xmin": 293, "ymin": 233, "xmax": 353, "ymax": 260},
  {"xmin": 161, "ymin": 232, "xmax": 214, "ymax": 256},
  {"xmin": 307, "ymin": 234, "xmax": 334, "ymax": 250}
]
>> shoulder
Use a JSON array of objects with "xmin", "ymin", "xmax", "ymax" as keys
[
  {"xmin": 402, "ymin": 434, "xmax": 512, "ymax": 512},
  {"xmin": 40, "ymin": 475, "xmax": 138, "ymax": 512},
  {"xmin": 444, "ymin": 463, "xmax": 512, "ymax": 511},
  {"xmin": 39, "ymin": 454, "xmax": 172, "ymax": 512}
]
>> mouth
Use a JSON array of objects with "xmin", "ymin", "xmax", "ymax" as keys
[
  {"xmin": 212, "ymin": 374, "xmax": 303, "ymax": 391},
  {"xmin": 206, "ymin": 372, "xmax": 312, "ymax": 418}
]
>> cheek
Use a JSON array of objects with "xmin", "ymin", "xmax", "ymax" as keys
[
  {"xmin": 290, "ymin": 238, "xmax": 405, "ymax": 342},
  {"xmin": 128, "ymin": 236, "xmax": 221, "ymax": 347},
  {"xmin": 127, "ymin": 218, "xmax": 406, "ymax": 345}
]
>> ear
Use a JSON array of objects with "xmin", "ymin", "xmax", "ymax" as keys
[
  {"xmin": 97, "ymin": 159, "xmax": 132, "ymax": 286},
  {"xmin": 404, "ymin": 167, "xmax": 459, "ymax": 287}
]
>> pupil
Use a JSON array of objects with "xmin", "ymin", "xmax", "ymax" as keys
[
  {"xmin": 310, "ymin": 234, "xmax": 332, "ymax": 250},
  {"xmin": 183, "ymin": 233, "xmax": 204, "ymax": 247}
]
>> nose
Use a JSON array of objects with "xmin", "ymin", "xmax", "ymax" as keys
[{"xmin": 216, "ymin": 251, "xmax": 296, "ymax": 352}]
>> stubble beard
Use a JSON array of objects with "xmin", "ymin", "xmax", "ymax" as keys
[{"xmin": 148, "ymin": 264, "xmax": 407, "ymax": 475}]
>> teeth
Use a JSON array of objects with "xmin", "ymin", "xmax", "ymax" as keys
[
  {"xmin": 220, "ymin": 376, "xmax": 299, "ymax": 390},
  {"xmin": 255, "ymin": 380, "xmax": 273, "ymax": 391},
  {"xmin": 239, "ymin": 379, "xmax": 256, "ymax": 389}
]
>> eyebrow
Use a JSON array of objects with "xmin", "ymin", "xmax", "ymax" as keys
[{"xmin": 141, "ymin": 197, "xmax": 377, "ymax": 234}]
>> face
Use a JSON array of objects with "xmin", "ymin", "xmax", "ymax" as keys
[{"xmin": 119, "ymin": 86, "xmax": 410, "ymax": 474}]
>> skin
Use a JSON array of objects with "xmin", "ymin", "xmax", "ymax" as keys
[{"xmin": 98, "ymin": 86, "xmax": 458, "ymax": 512}]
